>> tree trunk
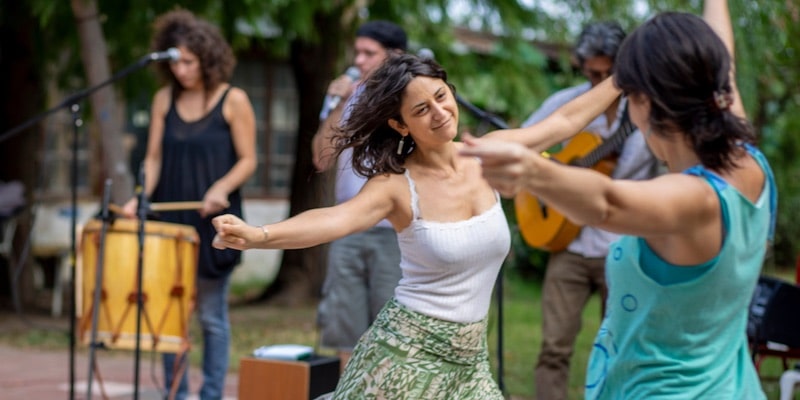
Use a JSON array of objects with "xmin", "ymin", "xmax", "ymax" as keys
[
  {"xmin": 0, "ymin": 2, "xmax": 46, "ymax": 310},
  {"xmin": 255, "ymin": 11, "xmax": 353, "ymax": 306},
  {"xmin": 70, "ymin": 0, "xmax": 133, "ymax": 202}
]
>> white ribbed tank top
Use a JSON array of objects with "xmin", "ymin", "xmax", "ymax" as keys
[{"xmin": 394, "ymin": 170, "xmax": 511, "ymax": 323}]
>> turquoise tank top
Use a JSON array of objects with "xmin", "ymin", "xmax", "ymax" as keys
[{"xmin": 585, "ymin": 144, "xmax": 776, "ymax": 399}]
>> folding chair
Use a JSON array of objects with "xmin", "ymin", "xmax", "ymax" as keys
[{"xmin": 748, "ymin": 273, "xmax": 800, "ymax": 378}]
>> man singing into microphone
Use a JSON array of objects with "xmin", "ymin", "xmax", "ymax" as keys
[{"xmin": 311, "ymin": 20, "xmax": 407, "ymax": 373}]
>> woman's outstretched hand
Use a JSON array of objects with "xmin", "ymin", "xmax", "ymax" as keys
[
  {"xmin": 212, "ymin": 214, "xmax": 263, "ymax": 250},
  {"xmin": 460, "ymin": 133, "xmax": 540, "ymax": 198}
]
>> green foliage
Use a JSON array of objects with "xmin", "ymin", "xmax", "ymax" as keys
[
  {"xmin": 732, "ymin": 0, "xmax": 800, "ymax": 265},
  {"xmin": 763, "ymin": 106, "xmax": 800, "ymax": 265},
  {"xmin": 22, "ymin": 0, "xmax": 800, "ymax": 265}
]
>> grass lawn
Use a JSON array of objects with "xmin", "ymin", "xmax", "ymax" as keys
[
  {"xmin": 0, "ymin": 266, "xmax": 797, "ymax": 399},
  {"xmin": 486, "ymin": 270, "xmax": 602, "ymax": 399}
]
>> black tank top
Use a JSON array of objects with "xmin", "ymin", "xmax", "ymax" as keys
[{"xmin": 152, "ymin": 87, "xmax": 242, "ymax": 278}]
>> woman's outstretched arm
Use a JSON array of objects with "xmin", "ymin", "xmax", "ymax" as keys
[{"xmin": 482, "ymin": 78, "xmax": 621, "ymax": 151}]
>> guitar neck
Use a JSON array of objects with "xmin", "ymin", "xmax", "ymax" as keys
[{"xmin": 574, "ymin": 119, "xmax": 634, "ymax": 168}]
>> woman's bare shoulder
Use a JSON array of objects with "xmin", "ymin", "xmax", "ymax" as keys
[
  {"xmin": 225, "ymin": 86, "xmax": 251, "ymax": 104},
  {"xmin": 151, "ymin": 86, "xmax": 171, "ymax": 114}
]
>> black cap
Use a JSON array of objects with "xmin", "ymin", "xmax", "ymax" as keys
[{"xmin": 356, "ymin": 20, "xmax": 408, "ymax": 51}]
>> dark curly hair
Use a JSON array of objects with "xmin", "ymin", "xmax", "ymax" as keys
[
  {"xmin": 150, "ymin": 9, "xmax": 235, "ymax": 99},
  {"xmin": 333, "ymin": 54, "xmax": 454, "ymax": 178},
  {"xmin": 614, "ymin": 12, "xmax": 754, "ymax": 172}
]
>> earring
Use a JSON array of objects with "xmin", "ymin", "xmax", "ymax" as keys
[{"xmin": 396, "ymin": 136, "xmax": 405, "ymax": 155}]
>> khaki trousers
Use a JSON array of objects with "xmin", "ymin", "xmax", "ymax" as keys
[{"xmin": 535, "ymin": 251, "xmax": 607, "ymax": 400}]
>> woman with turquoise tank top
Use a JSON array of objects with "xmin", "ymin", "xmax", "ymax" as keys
[
  {"xmin": 212, "ymin": 54, "xmax": 511, "ymax": 399},
  {"xmin": 121, "ymin": 9, "xmax": 257, "ymax": 400},
  {"xmin": 463, "ymin": 0, "xmax": 774, "ymax": 398}
]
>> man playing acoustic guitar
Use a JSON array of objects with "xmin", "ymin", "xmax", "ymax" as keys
[{"xmin": 518, "ymin": 21, "xmax": 660, "ymax": 400}]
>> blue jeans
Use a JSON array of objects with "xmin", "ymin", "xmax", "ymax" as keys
[{"xmin": 164, "ymin": 274, "xmax": 231, "ymax": 400}]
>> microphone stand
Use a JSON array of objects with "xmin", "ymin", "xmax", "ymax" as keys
[
  {"xmin": 455, "ymin": 94, "xmax": 508, "ymax": 394},
  {"xmin": 86, "ymin": 179, "xmax": 114, "ymax": 400},
  {"xmin": 0, "ymin": 53, "xmax": 165, "ymax": 400},
  {"xmin": 0, "ymin": 54, "xmax": 160, "ymax": 144},
  {"xmin": 134, "ymin": 164, "xmax": 148, "ymax": 400},
  {"xmin": 456, "ymin": 94, "xmax": 509, "ymax": 130}
]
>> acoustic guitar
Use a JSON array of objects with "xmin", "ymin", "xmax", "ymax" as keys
[{"xmin": 515, "ymin": 116, "xmax": 635, "ymax": 252}]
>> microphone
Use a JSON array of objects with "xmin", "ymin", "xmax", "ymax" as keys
[
  {"xmin": 144, "ymin": 47, "xmax": 181, "ymax": 63},
  {"xmin": 320, "ymin": 66, "xmax": 361, "ymax": 120}
]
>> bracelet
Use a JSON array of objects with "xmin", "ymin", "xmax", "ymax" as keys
[{"xmin": 260, "ymin": 225, "xmax": 269, "ymax": 242}]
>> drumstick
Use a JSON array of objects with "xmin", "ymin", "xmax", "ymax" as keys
[
  {"xmin": 150, "ymin": 201, "xmax": 204, "ymax": 212},
  {"xmin": 106, "ymin": 201, "xmax": 204, "ymax": 215}
]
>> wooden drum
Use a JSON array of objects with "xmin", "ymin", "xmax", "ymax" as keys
[{"xmin": 78, "ymin": 218, "xmax": 198, "ymax": 353}]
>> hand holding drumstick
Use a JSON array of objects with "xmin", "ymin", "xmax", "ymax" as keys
[
  {"xmin": 119, "ymin": 183, "xmax": 229, "ymax": 218},
  {"xmin": 116, "ymin": 199, "xmax": 207, "ymax": 218}
]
